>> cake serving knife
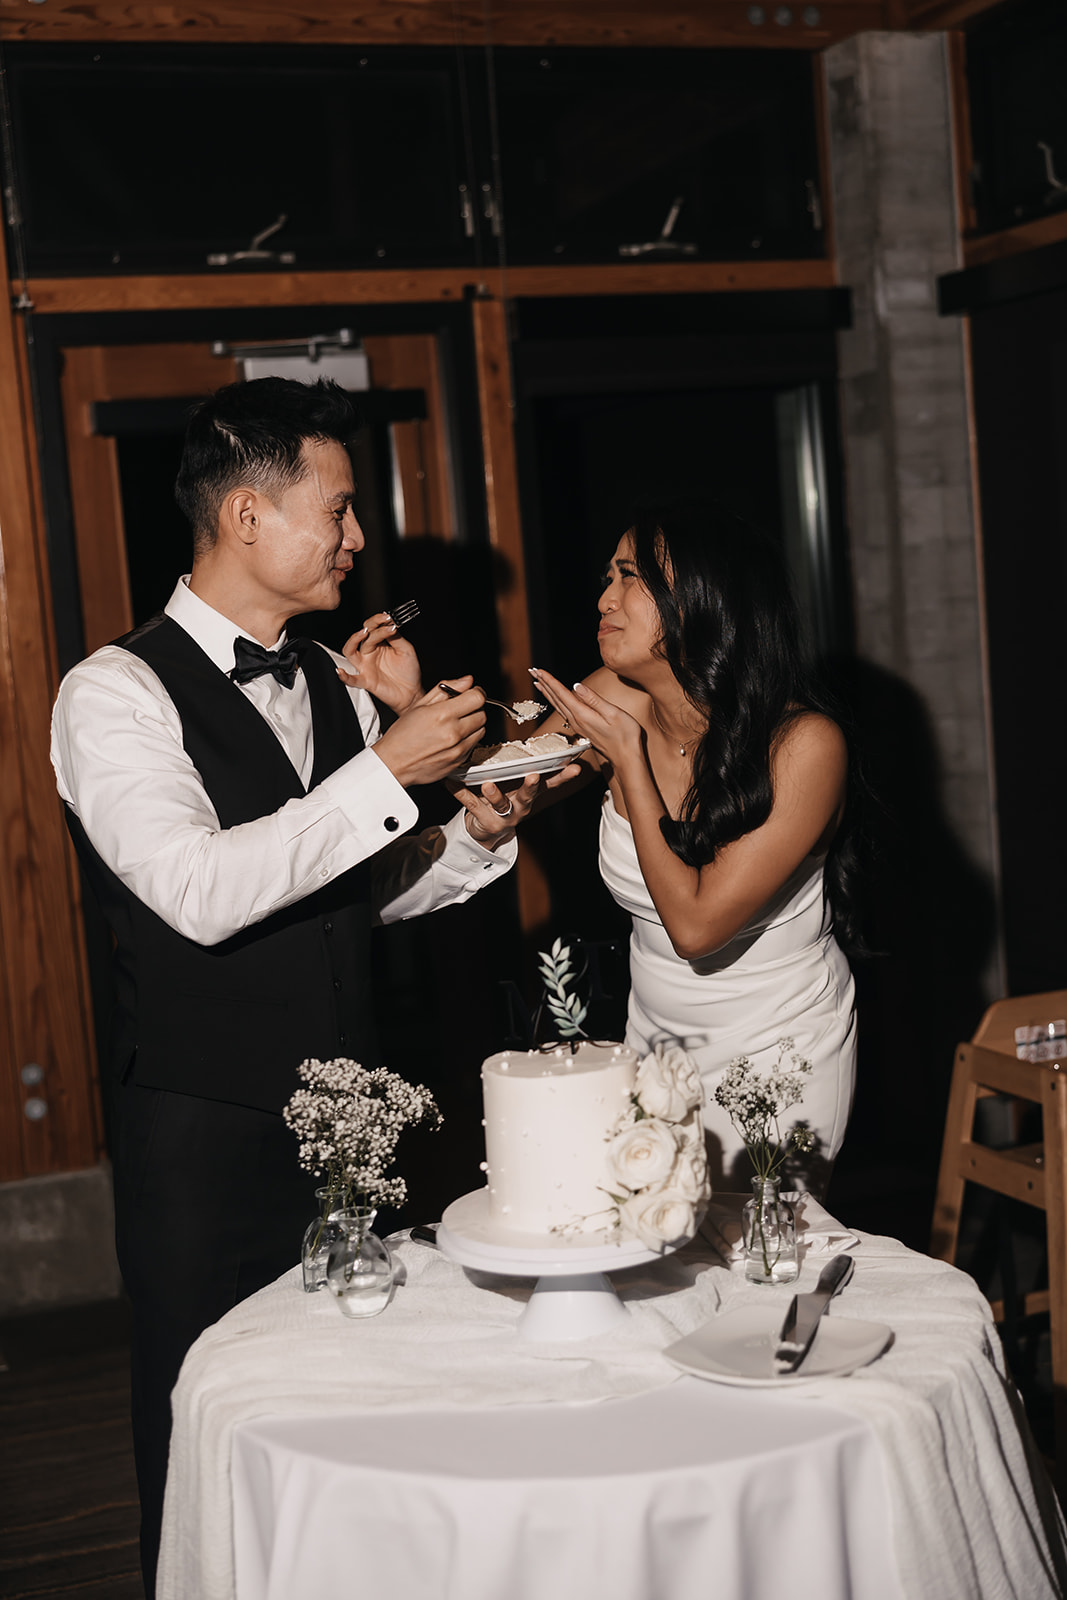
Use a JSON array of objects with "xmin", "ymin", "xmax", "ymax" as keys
[{"xmin": 774, "ymin": 1254, "xmax": 854, "ymax": 1374}]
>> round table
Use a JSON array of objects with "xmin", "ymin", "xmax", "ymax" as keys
[{"xmin": 231, "ymin": 1377, "xmax": 902, "ymax": 1600}]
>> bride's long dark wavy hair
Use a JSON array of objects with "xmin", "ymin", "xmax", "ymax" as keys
[{"xmin": 628, "ymin": 500, "xmax": 863, "ymax": 951}]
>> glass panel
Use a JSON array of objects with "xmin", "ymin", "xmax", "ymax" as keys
[
  {"xmin": 966, "ymin": 0, "xmax": 1067, "ymax": 236},
  {"xmin": 490, "ymin": 48, "xmax": 823, "ymax": 264},
  {"xmin": 775, "ymin": 384, "xmax": 836, "ymax": 656},
  {"xmin": 6, "ymin": 44, "xmax": 477, "ymax": 272}
]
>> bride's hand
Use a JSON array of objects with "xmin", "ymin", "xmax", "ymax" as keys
[
  {"xmin": 337, "ymin": 613, "xmax": 423, "ymax": 712},
  {"xmin": 531, "ymin": 668, "xmax": 644, "ymax": 770}
]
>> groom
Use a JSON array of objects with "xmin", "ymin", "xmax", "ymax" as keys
[{"xmin": 50, "ymin": 375, "xmax": 539, "ymax": 1594}]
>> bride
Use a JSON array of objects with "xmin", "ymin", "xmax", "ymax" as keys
[{"xmin": 530, "ymin": 501, "xmax": 859, "ymax": 1192}]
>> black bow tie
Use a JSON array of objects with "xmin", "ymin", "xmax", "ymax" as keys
[{"xmin": 229, "ymin": 636, "xmax": 304, "ymax": 690}]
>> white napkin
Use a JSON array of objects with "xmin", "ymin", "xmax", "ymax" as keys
[{"xmin": 701, "ymin": 1190, "xmax": 859, "ymax": 1263}]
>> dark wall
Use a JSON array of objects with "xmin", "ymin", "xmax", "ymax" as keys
[{"xmin": 970, "ymin": 283, "xmax": 1067, "ymax": 993}]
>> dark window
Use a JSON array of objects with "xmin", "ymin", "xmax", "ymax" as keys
[
  {"xmin": 3, "ymin": 42, "xmax": 825, "ymax": 274},
  {"xmin": 4, "ymin": 44, "xmax": 478, "ymax": 273},
  {"xmin": 491, "ymin": 49, "xmax": 824, "ymax": 264},
  {"xmin": 966, "ymin": 0, "xmax": 1067, "ymax": 237}
]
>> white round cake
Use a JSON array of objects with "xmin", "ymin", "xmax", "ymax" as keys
[{"xmin": 481, "ymin": 1042, "xmax": 639, "ymax": 1236}]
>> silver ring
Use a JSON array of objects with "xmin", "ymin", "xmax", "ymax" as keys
[{"xmin": 494, "ymin": 801, "xmax": 514, "ymax": 818}]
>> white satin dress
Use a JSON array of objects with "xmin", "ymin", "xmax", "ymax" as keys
[{"xmin": 599, "ymin": 791, "xmax": 856, "ymax": 1190}]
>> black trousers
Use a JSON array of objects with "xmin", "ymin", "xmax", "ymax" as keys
[{"xmin": 111, "ymin": 1080, "xmax": 318, "ymax": 1599}]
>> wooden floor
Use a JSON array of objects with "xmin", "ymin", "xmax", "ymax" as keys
[{"xmin": 0, "ymin": 1300, "xmax": 142, "ymax": 1600}]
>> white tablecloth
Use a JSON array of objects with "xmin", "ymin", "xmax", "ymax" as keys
[
  {"xmin": 233, "ymin": 1382, "xmax": 898, "ymax": 1600},
  {"xmin": 159, "ymin": 1208, "xmax": 1067, "ymax": 1600}
]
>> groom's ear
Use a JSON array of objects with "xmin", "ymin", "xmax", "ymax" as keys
[{"xmin": 224, "ymin": 488, "xmax": 262, "ymax": 547}]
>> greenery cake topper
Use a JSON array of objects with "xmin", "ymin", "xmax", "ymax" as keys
[{"xmin": 537, "ymin": 938, "xmax": 589, "ymax": 1045}]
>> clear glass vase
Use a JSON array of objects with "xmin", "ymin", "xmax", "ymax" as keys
[
  {"xmin": 742, "ymin": 1177, "xmax": 798, "ymax": 1284},
  {"xmin": 302, "ymin": 1189, "xmax": 369, "ymax": 1294},
  {"xmin": 326, "ymin": 1211, "xmax": 396, "ymax": 1318}
]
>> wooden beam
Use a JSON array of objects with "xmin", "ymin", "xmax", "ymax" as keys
[
  {"xmin": 905, "ymin": 0, "xmax": 1007, "ymax": 28},
  {"xmin": 25, "ymin": 259, "xmax": 836, "ymax": 318},
  {"xmin": 59, "ymin": 349, "xmax": 132, "ymax": 655},
  {"xmin": 501, "ymin": 260, "xmax": 837, "ymax": 296},
  {"xmin": 946, "ymin": 31, "xmax": 977, "ymax": 239},
  {"xmin": 471, "ymin": 297, "xmax": 528, "ymax": 704},
  {"xmin": 0, "ymin": 0, "xmax": 888, "ymax": 50},
  {"xmin": 25, "ymin": 269, "xmax": 476, "ymax": 315},
  {"xmin": 0, "ymin": 256, "xmax": 102, "ymax": 1179},
  {"xmin": 470, "ymin": 293, "xmax": 551, "ymax": 936},
  {"xmin": 962, "ymin": 211, "xmax": 1067, "ymax": 271}
]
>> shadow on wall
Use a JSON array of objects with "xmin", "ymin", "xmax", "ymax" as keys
[{"xmin": 825, "ymin": 656, "xmax": 999, "ymax": 1238}]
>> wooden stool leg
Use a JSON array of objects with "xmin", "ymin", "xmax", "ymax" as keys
[
  {"xmin": 931, "ymin": 1047, "xmax": 980, "ymax": 1262},
  {"xmin": 1042, "ymin": 1073, "xmax": 1067, "ymax": 1495}
]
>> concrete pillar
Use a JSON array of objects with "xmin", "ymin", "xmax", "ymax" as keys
[{"xmin": 824, "ymin": 32, "xmax": 1000, "ymax": 963}]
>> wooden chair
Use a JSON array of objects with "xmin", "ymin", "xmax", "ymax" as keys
[{"xmin": 931, "ymin": 990, "xmax": 1067, "ymax": 1473}]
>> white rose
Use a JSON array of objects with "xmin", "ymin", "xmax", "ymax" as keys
[
  {"xmin": 669, "ymin": 1142, "xmax": 711, "ymax": 1202},
  {"xmin": 619, "ymin": 1188, "xmax": 697, "ymax": 1250},
  {"xmin": 674, "ymin": 1106, "xmax": 706, "ymax": 1149},
  {"xmin": 634, "ymin": 1045, "xmax": 703, "ymax": 1122},
  {"xmin": 605, "ymin": 1118, "xmax": 679, "ymax": 1193}
]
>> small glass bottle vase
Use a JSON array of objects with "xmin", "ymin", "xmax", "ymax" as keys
[
  {"xmin": 742, "ymin": 1177, "xmax": 799, "ymax": 1284},
  {"xmin": 302, "ymin": 1190, "xmax": 366, "ymax": 1294},
  {"xmin": 326, "ymin": 1211, "xmax": 396, "ymax": 1319}
]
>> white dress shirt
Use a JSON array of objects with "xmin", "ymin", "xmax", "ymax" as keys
[{"xmin": 51, "ymin": 578, "xmax": 514, "ymax": 946}]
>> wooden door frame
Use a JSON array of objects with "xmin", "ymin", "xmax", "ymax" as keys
[
  {"xmin": 51, "ymin": 303, "xmax": 553, "ymax": 963},
  {"xmin": 57, "ymin": 328, "xmax": 468, "ymax": 653},
  {"xmin": 0, "ymin": 246, "xmax": 101, "ymax": 1182}
]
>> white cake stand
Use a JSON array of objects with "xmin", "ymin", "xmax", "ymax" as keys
[{"xmin": 437, "ymin": 1188, "xmax": 685, "ymax": 1342}]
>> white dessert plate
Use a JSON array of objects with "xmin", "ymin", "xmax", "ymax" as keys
[
  {"xmin": 663, "ymin": 1303, "xmax": 891, "ymax": 1387},
  {"xmin": 455, "ymin": 739, "xmax": 591, "ymax": 786}
]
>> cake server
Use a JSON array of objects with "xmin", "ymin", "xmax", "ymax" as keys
[{"xmin": 774, "ymin": 1253, "xmax": 854, "ymax": 1374}]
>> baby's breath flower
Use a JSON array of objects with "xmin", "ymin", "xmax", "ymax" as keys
[
  {"xmin": 283, "ymin": 1058, "xmax": 442, "ymax": 1214},
  {"xmin": 714, "ymin": 1039, "xmax": 813, "ymax": 1183}
]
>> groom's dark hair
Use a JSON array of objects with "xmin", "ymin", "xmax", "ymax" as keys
[{"xmin": 175, "ymin": 376, "xmax": 358, "ymax": 553}]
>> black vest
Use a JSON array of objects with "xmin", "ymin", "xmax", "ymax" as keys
[{"xmin": 66, "ymin": 614, "xmax": 378, "ymax": 1115}]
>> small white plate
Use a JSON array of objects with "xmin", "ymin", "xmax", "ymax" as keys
[
  {"xmin": 456, "ymin": 739, "xmax": 591, "ymax": 785},
  {"xmin": 664, "ymin": 1303, "xmax": 892, "ymax": 1387}
]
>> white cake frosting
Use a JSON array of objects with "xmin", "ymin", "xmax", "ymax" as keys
[{"xmin": 481, "ymin": 1042, "xmax": 639, "ymax": 1235}]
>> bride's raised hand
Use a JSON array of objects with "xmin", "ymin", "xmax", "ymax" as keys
[
  {"xmin": 337, "ymin": 612, "xmax": 423, "ymax": 712},
  {"xmin": 531, "ymin": 668, "xmax": 644, "ymax": 771}
]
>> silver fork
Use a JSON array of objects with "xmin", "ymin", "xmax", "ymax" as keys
[
  {"xmin": 386, "ymin": 598, "xmax": 420, "ymax": 631},
  {"xmin": 437, "ymin": 681, "xmax": 546, "ymax": 723}
]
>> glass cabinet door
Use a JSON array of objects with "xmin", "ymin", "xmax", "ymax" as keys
[
  {"xmin": 966, "ymin": 0, "xmax": 1067, "ymax": 236},
  {"xmin": 488, "ymin": 48, "xmax": 825, "ymax": 264},
  {"xmin": 5, "ymin": 44, "xmax": 480, "ymax": 273},
  {"xmin": 4, "ymin": 42, "xmax": 828, "ymax": 274}
]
